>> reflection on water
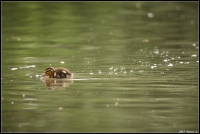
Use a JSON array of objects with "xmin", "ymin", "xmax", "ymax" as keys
[
  {"xmin": 40, "ymin": 77, "xmax": 73, "ymax": 90},
  {"xmin": 2, "ymin": 2, "xmax": 198, "ymax": 133}
]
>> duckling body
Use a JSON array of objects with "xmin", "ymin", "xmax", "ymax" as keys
[{"xmin": 43, "ymin": 67, "xmax": 72, "ymax": 79}]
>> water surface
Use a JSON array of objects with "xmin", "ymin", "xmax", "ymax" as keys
[{"xmin": 2, "ymin": 2, "xmax": 198, "ymax": 132}]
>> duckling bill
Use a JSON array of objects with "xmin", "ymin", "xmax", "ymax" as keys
[{"xmin": 42, "ymin": 67, "xmax": 72, "ymax": 79}]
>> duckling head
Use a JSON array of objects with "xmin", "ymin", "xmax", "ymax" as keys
[{"xmin": 43, "ymin": 67, "xmax": 55, "ymax": 77}]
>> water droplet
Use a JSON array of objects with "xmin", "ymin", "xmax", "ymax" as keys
[
  {"xmin": 147, "ymin": 13, "xmax": 154, "ymax": 18},
  {"xmin": 90, "ymin": 71, "xmax": 93, "ymax": 75},
  {"xmin": 60, "ymin": 61, "xmax": 65, "ymax": 64},
  {"xmin": 161, "ymin": 72, "xmax": 164, "ymax": 75},
  {"xmin": 142, "ymin": 39, "xmax": 149, "ymax": 43},
  {"xmin": 164, "ymin": 59, "xmax": 168, "ymax": 62},
  {"xmin": 191, "ymin": 54, "xmax": 197, "ymax": 57},
  {"xmin": 191, "ymin": 20, "xmax": 194, "ymax": 25},
  {"xmin": 58, "ymin": 107, "xmax": 63, "ymax": 110},
  {"xmin": 11, "ymin": 68, "xmax": 18, "ymax": 70},
  {"xmin": 35, "ymin": 75, "xmax": 40, "ymax": 78},
  {"xmin": 115, "ymin": 102, "xmax": 118, "ymax": 106},
  {"xmin": 168, "ymin": 63, "xmax": 173, "ymax": 66},
  {"xmin": 98, "ymin": 70, "xmax": 102, "ymax": 74},
  {"xmin": 139, "ymin": 70, "xmax": 144, "ymax": 73},
  {"xmin": 184, "ymin": 62, "xmax": 189, "ymax": 64},
  {"xmin": 153, "ymin": 47, "xmax": 159, "ymax": 54}
]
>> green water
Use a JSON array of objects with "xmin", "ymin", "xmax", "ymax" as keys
[{"xmin": 2, "ymin": 2, "xmax": 198, "ymax": 132}]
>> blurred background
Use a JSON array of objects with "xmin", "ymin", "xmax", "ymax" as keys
[{"xmin": 2, "ymin": 2, "xmax": 198, "ymax": 132}]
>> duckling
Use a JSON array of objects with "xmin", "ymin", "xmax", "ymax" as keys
[{"xmin": 42, "ymin": 67, "xmax": 72, "ymax": 79}]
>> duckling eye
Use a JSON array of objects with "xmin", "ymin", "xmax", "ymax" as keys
[{"xmin": 45, "ymin": 69, "xmax": 52, "ymax": 72}]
